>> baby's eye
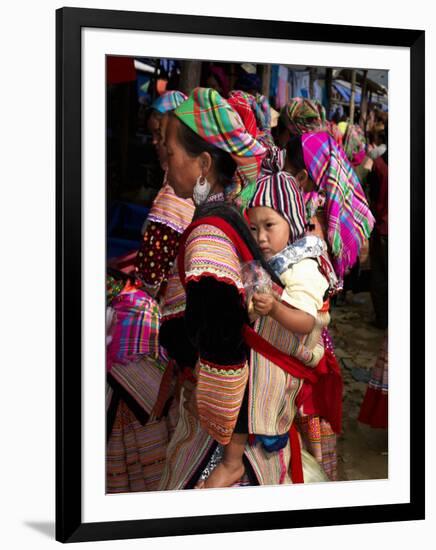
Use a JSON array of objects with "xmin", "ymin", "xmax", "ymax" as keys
[
  {"xmin": 266, "ymin": 222, "xmax": 275, "ymax": 228},
  {"xmin": 249, "ymin": 226, "xmax": 257, "ymax": 232}
]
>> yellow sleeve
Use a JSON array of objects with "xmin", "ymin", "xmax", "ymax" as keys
[{"xmin": 279, "ymin": 259, "xmax": 329, "ymax": 318}]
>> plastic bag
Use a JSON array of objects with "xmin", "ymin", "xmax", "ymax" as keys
[{"xmin": 241, "ymin": 261, "xmax": 272, "ymax": 317}]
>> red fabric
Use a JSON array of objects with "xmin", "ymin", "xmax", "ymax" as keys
[
  {"xmin": 107, "ymin": 56, "xmax": 136, "ymax": 85},
  {"xmin": 311, "ymin": 350, "xmax": 343, "ymax": 434},
  {"xmin": 358, "ymin": 387, "xmax": 388, "ymax": 429},
  {"xmin": 352, "ymin": 149, "xmax": 366, "ymax": 167},
  {"xmin": 289, "ymin": 423, "xmax": 304, "ymax": 483},
  {"xmin": 179, "ymin": 367, "xmax": 197, "ymax": 386},
  {"xmin": 242, "ymin": 325, "xmax": 318, "ymax": 384},
  {"xmin": 227, "ymin": 94, "xmax": 258, "ymax": 138},
  {"xmin": 295, "ymin": 351, "xmax": 343, "ymax": 434},
  {"xmin": 295, "ymin": 382, "xmax": 315, "ymax": 412}
]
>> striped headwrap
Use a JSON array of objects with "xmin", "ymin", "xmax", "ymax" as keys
[
  {"xmin": 227, "ymin": 90, "xmax": 259, "ymax": 138},
  {"xmin": 342, "ymin": 123, "xmax": 367, "ymax": 167},
  {"xmin": 151, "ymin": 90, "xmax": 188, "ymax": 114},
  {"xmin": 247, "ymin": 146, "xmax": 307, "ymax": 243},
  {"xmin": 280, "ymin": 97, "xmax": 327, "ymax": 135},
  {"xmin": 253, "ymin": 93, "xmax": 272, "ymax": 132},
  {"xmin": 229, "ymin": 90, "xmax": 272, "ymax": 131},
  {"xmin": 301, "ymin": 131, "xmax": 374, "ymax": 278},
  {"xmin": 228, "ymin": 90, "xmax": 274, "ymax": 147},
  {"xmin": 174, "ymin": 87, "xmax": 266, "ymax": 208}
]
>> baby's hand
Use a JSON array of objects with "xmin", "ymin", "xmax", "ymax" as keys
[{"xmin": 252, "ymin": 292, "xmax": 276, "ymax": 316}]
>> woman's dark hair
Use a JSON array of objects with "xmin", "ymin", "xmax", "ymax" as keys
[
  {"xmin": 276, "ymin": 115, "xmax": 288, "ymax": 136},
  {"xmin": 171, "ymin": 112, "xmax": 237, "ymax": 188},
  {"xmin": 147, "ymin": 107, "xmax": 163, "ymax": 121},
  {"xmin": 286, "ymin": 134, "xmax": 306, "ymax": 172}
]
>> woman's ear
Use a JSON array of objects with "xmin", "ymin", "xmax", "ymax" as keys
[{"xmin": 199, "ymin": 151, "xmax": 213, "ymax": 177}]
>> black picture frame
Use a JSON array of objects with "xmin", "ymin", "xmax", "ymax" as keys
[{"xmin": 56, "ymin": 7, "xmax": 425, "ymax": 543}]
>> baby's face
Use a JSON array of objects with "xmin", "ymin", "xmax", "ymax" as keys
[{"xmin": 247, "ymin": 207, "xmax": 290, "ymax": 260}]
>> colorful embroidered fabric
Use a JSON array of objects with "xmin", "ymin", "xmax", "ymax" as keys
[
  {"xmin": 228, "ymin": 90, "xmax": 272, "ymax": 134},
  {"xmin": 106, "ymin": 275, "xmax": 125, "ymax": 305},
  {"xmin": 106, "ymin": 399, "xmax": 171, "ymax": 493},
  {"xmin": 109, "ymin": 355, "xmax": 168, "ymax": 417},
  {"xmin": 296, "ymin": 415, "xmax": 337, "ymax": 481},
  {"xmin": 174, "ymin": 87, "xmax": 266, "ymax": 207},
  {"xmin": 158, "ymin": 388, "xmax": 314, "ymax": 489},
  {"xmin": 157, "ymin": 207, "xmax": 329, "ymax": 488},
  {"xmin": 106, "ymin": 281, "xmax": 160, "ymax": 371},
  {"xmin": 133, "ymin": 183, "xmax": 194, "ymax": 297},
  {"xmin": 295, "ymin": 327, "xmax": 340, "ymax": 480},
  {"xmin": 227, "ymin": 90, "xmax": 258, "ymax": 138},
  {"xmin": 134, "ymin": 222, "xmax": 180, "ymax": 298},
  {"xmin": 160, "ymin": 260, "xmax": 187, "ymax": 321},
  {"xmin": 195, "ymin": 358, "xmax": 249, "ymax": 445},
  {"xmin": 227, "ymin": 90, "xmax": 276, "ymax": 200},
  {"xmin": 183, "ymin": 223, "xmax": 246, "ymax": 295},
  {"xmin": 248, "ymin": 323, "xmax": 303, "ymax": 435},
  {"xmin": 151, "ymin": 90, "xmax": 187, "ymax": 114},
  {"xmin": 301, "ymin": 131, "xmax": 374, "ymax": 278},
  {"xmin": 247, "ymin": 146, "xmax": 307, "ymax": 243},
  {"xmin": 182, "ymin": 222, "xmax": 248, "ymax": 443},
  {"xmin": 145, "ymin": 182, "xmax": 195, "ymax": 234}
]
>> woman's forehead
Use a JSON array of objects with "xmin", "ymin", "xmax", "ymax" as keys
[{"xmin": 165, "ymin": 115, "xmax": 179, "ymax": 144}]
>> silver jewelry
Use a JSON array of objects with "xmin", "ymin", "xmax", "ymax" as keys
[{"xmin": 193, "ymin": 175, "xmax": 211, "ymax": 205}]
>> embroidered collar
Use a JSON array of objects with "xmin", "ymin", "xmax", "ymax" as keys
[
  {"xmin": 268, "ymin": 236, "xmax": 326, "ymax": 276},
  {"xmin": 268, "ymin": 235, "xmax": 340, "ymax": 294}
]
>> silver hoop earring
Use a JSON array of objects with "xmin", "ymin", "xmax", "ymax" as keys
[{"xmin": 193, "ymin": 175, "xmax": 211, "ymax": 205}]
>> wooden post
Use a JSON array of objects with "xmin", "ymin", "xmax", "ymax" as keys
[
  {"xmin": 309, "ymin": 67, "xmax": 316, "ymax": 99},
  {"xmin": 179, "ymin": 60, "xmax": 202, "ymax": 95},
  {"xmin": 260, "ymin": 64, "xmax": 271, "ymax": 98},
  {"xmin": 349, "ymin": 69, "xmax": 357, "ymax": 123},
  {"xmin": 359, "ymin": 69, "xmax": 368, "ymax": 129},
  {"xmin": 229, "ymin": 63, "xmax": 237, "ymax": 93},
  {"xmin": 326, "ymin": 68, "xmax": 333, "ymax": 117}
]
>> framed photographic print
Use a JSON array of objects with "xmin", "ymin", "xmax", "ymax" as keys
[{"xmin": 56, "ymin": 6, "xmax": 425, "ymax": 543}]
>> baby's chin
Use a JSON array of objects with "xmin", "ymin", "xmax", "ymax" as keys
[{"xmin": 262, "ymin": 251, "xmax": 274, "ymax": 261}]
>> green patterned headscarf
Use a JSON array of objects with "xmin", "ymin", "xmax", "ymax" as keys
[
  {"xmin": 174, "ymin": 87, "xmax": 266, "ymax": 207},
  {"xmin": 280, "ymin": 97, "xmax": 327, "ymax": 135}
]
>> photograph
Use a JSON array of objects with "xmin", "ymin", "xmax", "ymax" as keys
[
  {"xmin": 1, "ymin": 1, "xmax": 433, "ymax": 548},
  {"xmin": 105, "ymin": 55, "xmax": 389, "ymax": 492},
  {"xmin": 55, "ymin": 6, "xmax": 425, "ymax": 543}
]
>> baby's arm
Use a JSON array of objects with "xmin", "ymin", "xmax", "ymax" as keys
[{"xmin": 252, "ymin": 292, "xmax": 315, "ymax": 334}]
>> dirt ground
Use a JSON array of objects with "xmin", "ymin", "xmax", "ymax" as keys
[{"xmin": 330, "ymin": 291, "xmax": 388, "ymax": 481}]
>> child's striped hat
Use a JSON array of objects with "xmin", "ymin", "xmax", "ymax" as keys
[{"xmin": 247, "ymin": 146, "xmax": 307, "ymax": 243}]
